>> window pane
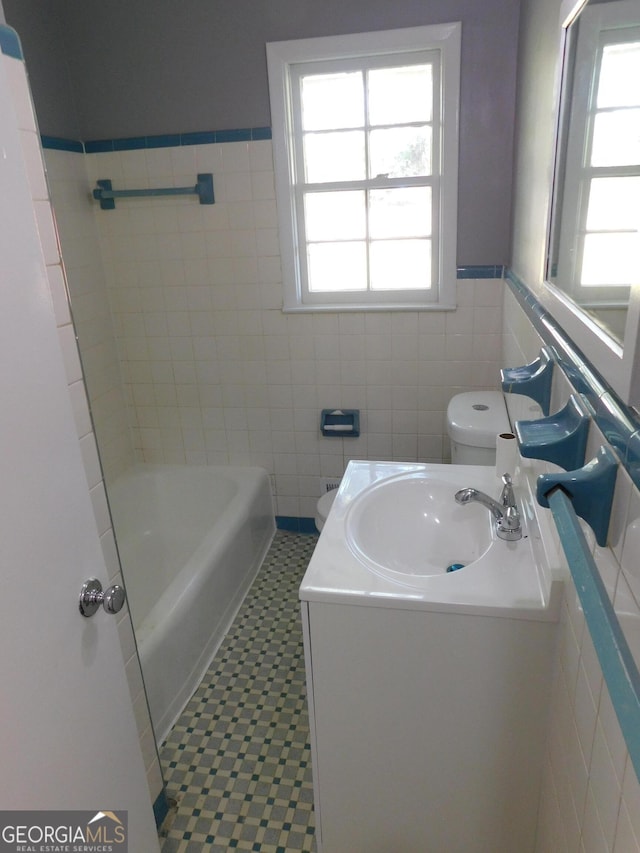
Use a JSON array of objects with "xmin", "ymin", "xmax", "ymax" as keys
[
  {"xmin": 586, "ymin": 177, "xmax": 640, "ymax": 231},
  {"xmin": 368, "ymin": 65, "xmax": 433, "ymax": 125},
  {"xmin": 369, "ymin": 127, "xmax": 432, "ymax": 178},
  {"xmin": 581, "ymin": 233, "xmax": 638, "ymax": 286},
  {"xmin": 307, "ymin": 242, "xmax": 368, "ymax": 291},
  {"xmin": 301, "ymin": 72, "xmax": 364, "ymax": 130},
  {"xmin": 369, "ymin": 187, "xmax": 431, "ymax": 239},
  {"xmin": 305, "ymin": 191, "xmax": 366, "ymax": 241},
  {"xmin": 304, "ymin": 131, "xmax": 366, "ymax": 182},
  {"xmin": 370, "ymin": 240, "xmax": 431, "ymax": 290},
  {"xmin": 597, "ymin": 42, "xmax": 640, "ymax": 109},
  {"xmin": 591, "ymin": 109, "xmax": 640, "ymax": 167}
]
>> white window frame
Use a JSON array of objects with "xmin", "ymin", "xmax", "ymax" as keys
[
  {"xmin": 554, "ymin": 3, "xmax": 640, "ymax": 308},
  {"xmin": 266, "ymin": 24, "xmax": 461, "ymax": 312}
]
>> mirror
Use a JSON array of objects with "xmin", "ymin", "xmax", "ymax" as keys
[{"xmin": 543, "ymin": 0, "xmax": 640, "ymax": 406}]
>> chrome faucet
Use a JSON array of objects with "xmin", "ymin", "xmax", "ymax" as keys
[{"xmin": 454, "ymin": 473, "xmax": 522, "ymax": 541}]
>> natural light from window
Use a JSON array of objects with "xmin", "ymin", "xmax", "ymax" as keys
[
  {"xmin": 300, "ymin": 65, "xmax": 433, "ymax": 295},
  {"xmin": 581, "ymin": 39, "xmax": 640, "ymax": 288},
  {"xmin": 267, "ymin": 25, "xmax": 460, "ymax": 311}
]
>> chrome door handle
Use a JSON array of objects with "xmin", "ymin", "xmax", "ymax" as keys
[{"xmin": 79, "ymin": 578, "xmax": 126, "ymax": 617}]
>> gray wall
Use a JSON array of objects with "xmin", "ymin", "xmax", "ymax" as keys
[
  {"xmin": 3, "ymin": 0, "xmax": 521, "ymax": 265},
  {"xmin": 509, "ymin": 0, "xmax": 558, "ymax": 288},
  {"xmin": 3, "ymin": 1, "xmax": 81, "ymax": 138}
]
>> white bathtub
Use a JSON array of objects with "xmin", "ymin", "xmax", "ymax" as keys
[{"xmin": 108, "ymin": 464, "xmax": 275, "ymax": 743}]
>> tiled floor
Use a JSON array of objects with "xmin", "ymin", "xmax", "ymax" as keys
[{"xmin": 159, "ymin": 531, "xmax": 318, "ymax": 853}]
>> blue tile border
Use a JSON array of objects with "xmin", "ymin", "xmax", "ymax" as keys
[
  {"xmin": 505, "ymin": 268, "xmax": 640, "ymax": 483},
  {"xmin": 153, "ymin": 786, "xmax": 170, "ymax": 828},
  {"xmin": 81, "ymin": 126, "xmax": 273, "ymax": 154},
  {"xmin": 457, "ymin": 264, "xmax": 505, "ymax": 279},
  {"xmin": 113, "ymin": 136, "xmax": 147, "ymax": 151},
  {"xmin": 147, "ymin": 133, "xmax": 182, "ymax": 149},
  {"xmin": 0, "ymin": 25, "xmax": 23, "ymax": 60},
  {"xmin": 180, "ymin": 130, "xmax": 216, "ymax": 146},
  {"xmin": 40, "ymin": 135, "xmax": 84, "ymax": 153},
  {"xmin": 82, "ymin": 139, "xmax": 112, "ymax": 153},
  {"xmin": 276, "ymin": 516, "xmax": 318, "ymax": 534}
]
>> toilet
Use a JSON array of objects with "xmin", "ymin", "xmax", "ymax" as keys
[
  {"xmin": 446, "ymin": 390, "xmax": 510, "ymax": 465},
  {"xmin": 315, "ymin": 489, "xmax": 337, "ymax": 533}
]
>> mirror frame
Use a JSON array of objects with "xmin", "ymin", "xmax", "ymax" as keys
[{"xmin": 540, "ymin": 0, "xmax": 640, "ymax": 410}]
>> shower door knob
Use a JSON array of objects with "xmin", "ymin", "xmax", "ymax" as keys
[{"xmin": 79, "ymin": 578, "xmax": 126, "ymax": 617}]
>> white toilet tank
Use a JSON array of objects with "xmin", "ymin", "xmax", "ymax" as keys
[{"xmin": 447, "ymin": 390, "xmax": 510, "ymax": 465}]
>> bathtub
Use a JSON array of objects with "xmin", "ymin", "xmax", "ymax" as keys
[{"xmin": 108, "ymin": 464, "xmax": 275, "ymax": 743}]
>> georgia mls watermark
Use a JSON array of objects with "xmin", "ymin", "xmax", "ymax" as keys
[{"xmin": 0, "ymin": 811, "xmax": 127, "ymax": 853}]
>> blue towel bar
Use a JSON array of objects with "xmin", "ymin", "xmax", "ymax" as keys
[
  {"xmin": 544, "ymin": 484, "xmax": 640, "ymax": 783},
  {"xmin": 93, "ymin": 173, "xmax": 214, "ymax": 209},
  {"xmin": 536, "ymin": 445, "xmax": 617, "ymax": 546}
]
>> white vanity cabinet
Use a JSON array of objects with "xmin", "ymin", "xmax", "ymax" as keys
[
  {"xmin": 299, "ymin": 460, "xmax": 563, "ymax": 853},
  {"xmin": 301, "ymin": 598, "xmax": 556, "ymax": 853}
]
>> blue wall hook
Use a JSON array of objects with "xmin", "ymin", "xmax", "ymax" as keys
[
  {"xmin": 514, "ymin": 394, "xmax": 591, "ymax": 471},
  {"xmin": 536, "ymin": 445, "xmax": 618, "ymax": 546},
  {"xmin": 501, "ymin": 346, "xmax": 555, "ymax": 415}
]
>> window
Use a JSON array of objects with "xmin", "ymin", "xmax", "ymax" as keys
[
  {"xmin": 267, "ymin": 25, "xmax": 461, "ymax": 311},
  {"xmin": 555, "ymin": 4, "xmax": 640, "ymax": 309}
]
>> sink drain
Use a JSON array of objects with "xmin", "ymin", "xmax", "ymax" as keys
[{"xmin": 446, "ymin": 563, "xmax": 465, "ymax": 573}]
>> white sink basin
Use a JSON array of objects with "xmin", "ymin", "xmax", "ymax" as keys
[
  {"xmin": 300, "ymin": 461, "xmax": 562, "ymax": 618},
  {"xmin": 346, "ymin": 473, "xmax": 494, "ymax": 580}
]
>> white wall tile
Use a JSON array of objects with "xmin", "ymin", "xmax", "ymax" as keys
[
  {"xmin": 504, "ymin": 288, "xmax": 640, "ymax": 853},
  {"xmin": 50, "ymin": 140, "xmax": 508, "ymax": 521}
]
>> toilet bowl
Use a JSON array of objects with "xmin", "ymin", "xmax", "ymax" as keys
[
  {"xmin": 315, "ymin": 489, "xmax": 337, "ymax": 532},
  {"xmin": 446, "ymin": 390, "xmax": 510, "ymax": 465}
]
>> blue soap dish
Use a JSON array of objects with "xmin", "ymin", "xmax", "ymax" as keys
[
  {"xmin": 514, "ymin": 394, "xmax": 591, "ymax": 471},
  {"xmin": 501, "ymin": 346, "xmax": 555, "ymax": 415}
]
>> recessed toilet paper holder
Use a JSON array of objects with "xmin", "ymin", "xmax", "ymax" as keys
[{"xmin": 321, "ymin": 409, "xmax": 360, "ymax": 437}]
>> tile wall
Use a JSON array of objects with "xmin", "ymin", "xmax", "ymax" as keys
[
  {"xmin": 503, "ymin": 287, "xmax": 640, "ymax": 852},
  {"xmin": 45, "ymin": 148, "xmax": 135, "ymax": 483},
  {"xmin": 3, "ymin": 40, "xmax": 163, "ymax": 813},
  {"xmin": 45, "ymin": 138, "xmax": 505, "ymax": 518}
]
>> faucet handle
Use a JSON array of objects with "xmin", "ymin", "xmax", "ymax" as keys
[
  {"xmin": 500, "ymin": 472, "xmax": 515, "ymax": 507},
  {"xmin": 496, "ymin": 504, "xmax": 522, "ymax": 540}
]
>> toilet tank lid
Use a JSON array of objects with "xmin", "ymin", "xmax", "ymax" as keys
[{"xmin": 447, "ymin": 390, "xmax": 510, "ymax": 448}]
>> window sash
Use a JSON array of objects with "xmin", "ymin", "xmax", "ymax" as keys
[
  {"xmin": 290, "ymin": 52, "xmax": 440, "ymax": 305},
  {"xmin": 266, "ymin": 24, "xmax": 460, "ymax": 312},
  {"xmin": 555, "ymin": 14, "xmax": 640, "ymax": 304}
]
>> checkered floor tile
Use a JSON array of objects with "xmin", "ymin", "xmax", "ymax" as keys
[{"xmin": 159, "ymin": 531, "xmax": 318, "ymax": 853}]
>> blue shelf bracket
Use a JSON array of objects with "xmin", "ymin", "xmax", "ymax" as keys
[
  {"xmin": 536, "ymin": 445, "xmax": 618, "ymax": 546},
  {"xmin": 501, "ymin": 346, "xmax": 555, "ymax": 415},
  {"xmin": 93, "ymin": 173, "xmax": 215, "ymax": 210},
  {"xmin": 514, "ymin": 393, "xmax": 591, "ymax": 471}
]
